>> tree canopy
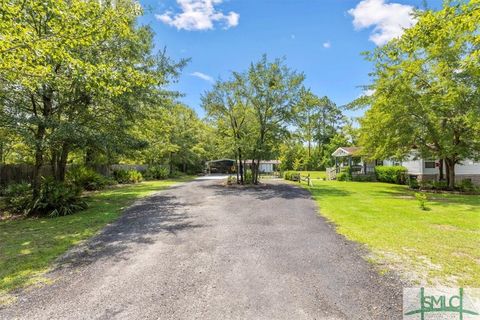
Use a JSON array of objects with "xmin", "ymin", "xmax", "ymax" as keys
[{"xmin": 358, "ymin": 0, "xmax": 480, "ymax": 188}]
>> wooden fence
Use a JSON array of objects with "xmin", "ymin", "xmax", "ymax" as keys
[{"xmin": 0, "ymin": 164, "xmax": 150, "ymax": 187}]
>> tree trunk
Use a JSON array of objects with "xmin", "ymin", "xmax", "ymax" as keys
[
  {"xmin": 250, "ymin": 159, "xmax": 256, "ymax": 184},
  {"xmin": 445, "ymin": 158, "xmax": 456, "ymax": 189},
  {"xmin": 33, "ymin": 88, "xmax": 53, "ymax": 198},
  {"xmin": 238, "ymin": 148, "xmax": 244, "ymax": 184},
  {"xmin": 32, "ymin": 128, "xmax": 45, "ymax": 199},
  {"xmin": 439, "ymin": 159, "xmax": 444, "ymax": 181},
  {"xmin": 56, "ymin": 143, "xmax": 69, "ymax": 182},
  {"xmin": 307, "ymin": 140, "xmax": 311, "ymax": 171},
  {"xmin": 243, "ymin": 159, "xmax": 247, "ymax": 183},
  {"xmin": 51, "ymin": 149, "xmax": 58, "ymax": 180},
  {"xmin": 0, "ymin": 142, "xmax": 4, "ymax": 164},
  {"xmin": 235, "ymin": 157, "xmax": 239, "ymax": 183}
]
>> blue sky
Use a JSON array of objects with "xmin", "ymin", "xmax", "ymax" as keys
[{"xmin": 138, "ymin": 0, "xmax": 441, "ymax": 118}]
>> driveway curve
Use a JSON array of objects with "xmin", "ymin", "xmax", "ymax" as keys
[{"xmin": 1, "ymin": 179, "xmax": 403, "ymax": 320}]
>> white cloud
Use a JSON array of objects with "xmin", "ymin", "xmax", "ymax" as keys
[
  {"xmin": 190, "ymin": 72, "xmax": 214, "ymax": 82},
  {"xmin": 156, "ymin": 0, "xmax": 240, "ymax": 31},
  {"xmin": 364, "ymin": 89, "xmax": 376, "ymax": 96},
  {"xmin": 348, "ymin": 0, "xmax": 416, "ymax": 46},
  {"xmin": 291, "ymin": 34, "xmax": 296, "ymax": 40},
  {"xmin": 323, "ymin": 41, "xmax": 331, "ymax": 48}
]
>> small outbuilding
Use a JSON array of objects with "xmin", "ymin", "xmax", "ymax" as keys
[{"xmin": 205, "ymin": 159, "xmax": 236, "ymax": 174}]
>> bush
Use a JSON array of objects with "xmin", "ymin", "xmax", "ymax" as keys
[
  {"xmin": 407, "ymin": 176, "xmax": 420, "ymax": 190},
  {"xmin": 30, "ymin": 178, "xmax": 87, "ymax": 217},
  {"xmin": 283, "ymin": 171, "xmax": 301, "ymax": 181},
  {"xmin": 244, "ymin": 169, "xmax": 254, "ymax": 184},
  {"xmin": 432, "ymin": 181, "xmax": 449, "ymax": 190},
  {"xmin": 67, "ymin": 166, "xmax": 113, "ymax": 191},
  {"xmin": 283, "ymin": 171, "xmax": 293, "ymax": 180},
  {"xmin": 337, "ymin": 166, "xmax": 352, "ymax": 181},
  {"xmin": 457, "ymin": 179, "xmax": 475, "ymax": 192},
  {"xmin": 5, "ymin": 179, "xmax": 87, "ymax": 217},
  {"xmin": 4, "ymin": 182, "xmax": 32, "ymax": 214},
  {"xmin": 227, "ymin": 175, "xmax": 236, "ymax": 185},
  {"xmin": 375, "ymin": 166, "xmax": 408, "ymax": 184},
  {"xmin": 143, "ymin": 166, "xmax": 169, "ymax": 180},
  {"xmin": 415, "ymin": 192, "xmax": 428, "ymax": 210},
  {"xmin": 419, "ymin": 179, "xmax": 434, "ymax": 190},
  {"xmin": 337, "ymin": 172, "xmax": 351, "ymax": 181},
  {"xmin": 113, "ymin": 169, "xmax": 143, "ymax": 184}
]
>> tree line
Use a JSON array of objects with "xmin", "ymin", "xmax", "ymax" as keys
[
  {"xmin": 202, "ymin": 56, "xmax": 348, "ymax": 184},
  {"xmin": 0, "ymin": 0, "xmax": 216, "ymax": 196},
  {"xmin": 356, "ymin": 0, "xmax": 480, "ymax": 189}
]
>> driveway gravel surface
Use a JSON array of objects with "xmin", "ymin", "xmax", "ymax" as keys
[{"xmin": 1, "ymin": 178, "xmax": 403, "ymax": 320}]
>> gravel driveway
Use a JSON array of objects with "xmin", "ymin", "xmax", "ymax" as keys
[{"xmin": 0, "ymin": 179, "xmax": 403, "ymax": 320}]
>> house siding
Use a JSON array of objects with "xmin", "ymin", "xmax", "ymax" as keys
[{"xmin": 392, "ymin": 158, "xmax": 480, "ymax": 185}]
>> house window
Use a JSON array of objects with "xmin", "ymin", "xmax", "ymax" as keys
[
  {"xmin": 375, "ymin": 160, "xmax": 384, "ymax": 166},
  {"xmin": 424, "ymin": 160, "xmax": 436, "ymax": 169}
]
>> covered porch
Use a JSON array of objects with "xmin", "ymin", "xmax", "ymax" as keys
[{"xmin": 327, "ymin": 147, "xmax": 376, "ymax": 180}]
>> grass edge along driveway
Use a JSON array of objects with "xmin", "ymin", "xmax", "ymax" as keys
[
  {"xmin": 299, "ymin": 180, "xmax": 480, "ymax": 287},
  {"xmin": 0, "ymin": 177, "xmax": 193, "ymax": 304}
]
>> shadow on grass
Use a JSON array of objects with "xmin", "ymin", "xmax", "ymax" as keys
[{"xmin": 55, "ymin": 193, "xmax": 204, "ymax": 270}]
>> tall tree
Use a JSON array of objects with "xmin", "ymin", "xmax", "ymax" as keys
[
  {"xmin": 202, "ymin": 77, "xmax": 253, "ymax": 184},
  {"xmin": 245, "ymin": 56, "xmax": 304, "ymax": 184},
  {"xmin": 294, "ymin": 90, "xmax": 344, "ymax": 170},
  {"xmin": 359, "ymin": 0, "xmax": 480, "ymax": 188},
  {"xmin": 0, "ymin": 0, "xmax": 183, "ymax": 195}
]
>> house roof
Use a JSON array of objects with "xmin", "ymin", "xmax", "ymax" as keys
[
  {"xmin": 205, "ymin": 159, "xmax": 235, "ymax": 164},
  {"xmin": 332, "ymin": 147, "xmax": 363, "ymax": 157}
]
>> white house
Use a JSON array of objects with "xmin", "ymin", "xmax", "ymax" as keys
[
  {"xmin": 330, "ymin": 147, "xmax": 480, "ymax": 184},
  {"xmin": 244, "ymin": 160, "xmax": 281, "ymax": 173},
  {"xmin": 382, "ymin": 156, "xmax": 480, "ymax": 184}
]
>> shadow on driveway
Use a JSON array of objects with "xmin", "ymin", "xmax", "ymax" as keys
[
  {"xmin": 55, "ymin": 193, "xmax": 205, "ymax": 269},
  {"xmin": 199, "ymin": 181, "xmax": 314, "ymax": 201}
]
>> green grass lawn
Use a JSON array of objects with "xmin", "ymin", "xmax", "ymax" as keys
[
  {"xmin": 0, "ymin": 177, "xmax": 192, "ymax": 302},
  {"xmin": 302, "ymin": 180, "xmax": 480, "ymax": 287}
]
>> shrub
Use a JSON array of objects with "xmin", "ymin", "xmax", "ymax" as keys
[
  {"xmin": 375, "ymin": 166, "xmax": 408, "ymax": 184},
  {"xmin": 457, "ymin": 179, "xmax": 475, "ymax": 192},
  {"xmin": 337, "ymin": 166, "xmax": 352, "ymax": 181},
  {"xmin": 244, "ymin": 169, "xmax": 254, "ymax": 184},
  {"xmin": 337, "ymin": 172, "xmax": 351, "ymax": 181},
  {"xmin": 113, "ymin": 169, "xmax": 143, "ymax": 184},
  {"xmin": 227, "ymin": 175, "xmax": 236, "ymax": 185},
  {"xmin": 5, "ymin": 179, "xmax": 87, "ymax": 217},
  {"xmin": 283, "ymin": 171, "xmax": 302, "ymax": 181},
  {"xmin": 283, "ymin": 171, "xmax": 294, "ymax": 180},
  {"xmin": 432, "ymin": 181, "xmax": 449, "ymax": 190},
  {"xmin": 4, "ymin": 182, "xmax": 32, "ymax": 214},
  {"xmin": 67, "ymin": 166, "xmax": 113, "ymax": 191},
  {"xmin": 407, "ymin": 176, "xmax": 420, "ymax": 190},
  {"xmin": 30, "ymin": 178, "xmax": 87, "ymax": 217},
  {"xmin": 415, "ymin": 192, "xmax": 428, "ymax": 210},
  {"xmin": 143, "ymin": 166, "xmax": 169, "ymax": 180},
  {"xmin": 419, "ymin": 179, "xmax": 434, "ymax": 190}
]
